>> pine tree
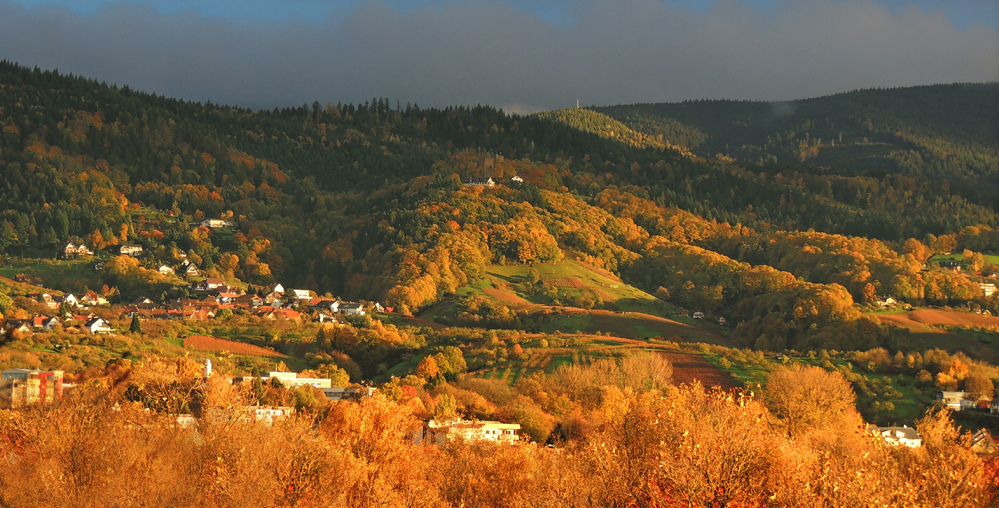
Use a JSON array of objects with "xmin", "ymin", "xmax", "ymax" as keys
[{"xmin": 129, "ymin": 315, "xmax": 142, "ymax": 334}]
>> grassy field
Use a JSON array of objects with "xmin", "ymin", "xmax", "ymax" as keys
[
  {"xmin": 0, "ymin": 258, "xmax": 104, "ymax": 294},
  {"xmin": 483, "ymin": 260, "xmax": 669, "ymax": 314},
  {"xmin": 441, "ymin": 259, "xmax": 729, "ymax": 344},
  {"xmin": 463, "ymin": 333, "xmax": 735, "ymax": 391},
  {"xmin": 929, "ymin": 253, "xmax": 999, "ymax": 265}
]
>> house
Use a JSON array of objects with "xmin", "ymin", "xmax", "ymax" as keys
[
  {"xmin": 84, "ymin": 317, "xmax": 113, "ymax": 334},
  {"xmin": 233, "ymin": 371, "xmax": 332, "ymax": 389},
  {"xmin": 216, "ymin": 292, "xmax": 242, "ymax": 305},
  {"xmin": 372, "ymin": 302, "xmax": 385, "ymax": 313},
  {"xmin": 461, "ymin": 177, "xmax": 495, "ymax": 187},
  {"xmin": 13, "ymin": 273, "xmax": 44, "ymax": 285},
  {"xmin": 991, "ymin": 398, "xmax": 999, "ymax": 415},
  {"xmin": 976, "ymin": 396, "xmax": 993, "ymax": 410},
  {"xmin": 875, "ymin": 296, "xmax": 898, "ymax": 308},
  {"xmin": 314, "ymin": 312, "xmax": 338, "ymax": 324},
  {"xmin": 310, "ymin": 298, "xmax": 339, "ymax": 313},
  {"xmin": 242, "ymin": 405, "xmax": 294, "ymax": 426},
  {"xmin": 200, "ymin": 218, "xmax": 235, "ymax": 228},
  {"xmin": 194, "ymin": 278, "xmax": 226, "ymax": 291},
  {"xmin": 692, "ymin": 311, "xmax": 705, "ymax": 319},
  {"xmin": 972, "ymin": 429, "xmax": 996, "ymax": 454},
  {"xmin": 1, "ymin": 369, "xmax": 64, "ymax": 406},
  {"xmin": 938, "ymin": 260, "xmax": 962, "ymax": 271},
  {"xmin": 36, "ymin": 316, "xmax": 62, "ymax": 331},
  {"xmin": 59, "ymin": 293, "xmax": 79, "ymax": 308},
  {"xmin": 870, "ymin": 425, "xmax": 923, "ymax": 448},
  {"xmin": 80, "ymin": 291, "xmax": 107, "ymax": 306},
  {"xmin": 510, "ymin": 175, "xmax": 524, "ymax": 183},
  {"xmin": 936, "ymin": 391, "xmax": 967, "ymax": 411},
  {"xmin": 418, "ymin": 419, "xmax": 521, "ymax": 445},
  {"xmin": 60, "ymin": 243, "xmax": 93, "ymax": 259},
  {"xmin": 178, "ymin": 260, "xmax": 200, "ymax": 277},
  {"xmin": 322, "ymin": 386, "xmax": 375, "ymax": 401},
  {"xmin": 339, "ymin": 302, "xmax": 365, "ymax": 316},
  {"xmin": 259, "ymin": 308, "xmax": 301, "ymax": 320},
  {"xmin": 119, "ymin": 244, "xmax": 144, "ymax": 257},
  {"xmin": 266, "ymin": 283, "xmax": 285, "ymax": 294},
  {"xmin": 290, "ymin": 289, "xmax": 314, "ymax": 301},
  {"xmin": 234, "ymin": 294, "xmax": 264, "ymax": 308},
  {"xmin": 4, "ymin": 320, "xmax": 33, "ymax": 334},
  {"xmin": 263, "ymin": 292, "xmax": 284, "ymax": 306},
  {"xmin": 157, "ymin": 265, "xmax": 175, "ymax": 275},
  {"xmin": 981, "ymin": 283, "xmax": 997, "ymax": 297}
]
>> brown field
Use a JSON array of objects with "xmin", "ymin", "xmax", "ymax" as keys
[
  {"xmin": 659, "ymin": 350, "xmax": 738, "ymax": 390},
  {"xmin": 879, "ymin": 309, "xmax": 999, "ymax": 331},
  {"xmin": 483, "ymin": 286, "xmax": 532, "ymax": 306},
  {"xmin": 909, "ymin": 309, "xmax": 999, "ymax": 328},
  {"xmin": 878, "ymin": 309, "xmax": 999, "ymax": 352},
  {"xmin": 543, "ymin": 277, "xmax": 586, "ymax": 289},
  {"xmin": 183, "ymin": 335, "xmax": 287, "ymax": 357}
]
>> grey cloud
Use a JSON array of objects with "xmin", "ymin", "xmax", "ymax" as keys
[{"xmin": 0, "ymin": 0, "xmax": 995, "ymax": 112}]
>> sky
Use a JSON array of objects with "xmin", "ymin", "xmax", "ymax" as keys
[{"xmin": 0, "ymin": 0, "xmax": 996, "ymax": 112}]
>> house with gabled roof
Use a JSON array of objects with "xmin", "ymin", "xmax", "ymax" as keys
[
  {"xmin": 60, "ymin": 242, "xmax": 93, "ymax": 259},
  {"xmin": 338, "ymin": 302, "xmax": 365, "ymax": 316},
  {"xmin": 419, "ymin": 419, "xmax": 521, "ymax": 445},
  {"xmin": 178, "ymin": 260, "xmax": 200, "ymax": 277},
  {"xmin": 314, "ymin": 312, "xmax": 338, "ymax": 324},
  {"xmin": 119, "ymin": 244, "xmax": 144, "ymax": 257},
  {"xmin": 868, "ymin": 424, "xmax": 923, "ymax": 448},
  {"xmin": 84, "ymin": 317, "xmax": 113, "ymax": 334},
  {"xmin": 80, "ymin": 291, "xmax": 107, "ymax": 306}
]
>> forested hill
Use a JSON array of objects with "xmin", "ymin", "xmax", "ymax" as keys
[
  {"xmin": 593, "ymin": 84, "xmax": 999, "ymax": 206},
  {"xmin": 2, "ymin": 61, "xmax": 999, "ymax": 351}
]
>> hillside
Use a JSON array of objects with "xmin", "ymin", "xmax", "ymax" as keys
[
  {"xmin": 0, "ymin": 61, "xmax": 998, "ymax": 359},
  {"xmin": 594, "ymin": 84, "xmax": 999, "ymax": 207}
]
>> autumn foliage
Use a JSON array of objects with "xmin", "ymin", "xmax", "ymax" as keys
[
  {"xmin": 1, "ymin": 360, "xmax": 997, "ymax": 507},
  {"xmin": 183, "ymin": 335, "xmax": 287, "ymax": 357}
]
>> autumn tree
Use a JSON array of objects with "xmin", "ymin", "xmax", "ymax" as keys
[
  {"xmin": 764, "ymin": 364, "xmax": 860, "ymax": 439},
  {"xmin": 416, "ymin": 356, "xmax": 440, "ymax": 380}
]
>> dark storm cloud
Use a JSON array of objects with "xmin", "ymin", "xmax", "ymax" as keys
[{"xmin": 0, "ymin": 0, "xmax": 995, "ymax": 112}]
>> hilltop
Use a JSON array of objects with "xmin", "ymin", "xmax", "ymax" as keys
[{"xmin": 593, "ymin": 83, "xmax": 999, "ymax": 205}]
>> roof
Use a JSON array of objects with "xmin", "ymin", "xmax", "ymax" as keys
[{"xmin": 879, "ymin": 426, "xmax": 921, "ymax": 440}]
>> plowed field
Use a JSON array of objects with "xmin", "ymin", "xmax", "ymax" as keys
[{"xmin": 183, "ymin": 335, "xmax": 287, "ymax": 357}]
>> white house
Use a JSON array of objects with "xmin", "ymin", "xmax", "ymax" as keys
[
  {"xmin": 314, "ymin": 312, "xmax": 338, "ymax": 324},
  {"xmin": 339, "ymin": 302, "xmax": 365, "ymax": 316},
  {"xmin": 200, "ymin": 218, "xmax": 235, "ymax": 228},
  {"xmin": 84, "ymin": 317, "xmax": 113, "ymax": 334},
  {"xmin": 119, "ymin": 245, "xmax": 143, "ymax": 257},
  {"xmin": 419, "ymin": 419, "xmax": 521, "ymax": 445},
  {"xmin": 232, "ymin": 371, "xmax": 333, "ymax": 389},
  {"xmin": 936, "ymin": 391, "xmax": 967, "ymax": 411},
  {"xmin": 982, "ymin": 283, "xmax": 997, "ymax": 297},
  {"xmin": 873, "ymin": 425, "xmax": 923, "ymax": 448},
  {"xmin": 290, "ymin": 289, "xmax": 313, "ymax": 301},
  {"xmin": 462, "ymin": 177, "xmax": 495, "ymax": 187},
  {"xmin": 158, "ymin": 265, "xmax": 175, "ymax": 275}
]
